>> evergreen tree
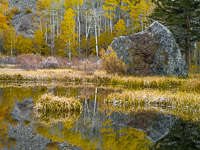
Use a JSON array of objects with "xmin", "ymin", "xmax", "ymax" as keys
[{"xmin": 149, "ymin": 0, "xmax": 200, "ymax": 65}]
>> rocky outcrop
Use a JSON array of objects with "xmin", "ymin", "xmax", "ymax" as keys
[
  {"xmin": 8, "ymin": 0, "xmax": 37, "ymax": 38},
  {"xmin": 110, "ymin": 21, "xmax": 188, "ymax": 77}
]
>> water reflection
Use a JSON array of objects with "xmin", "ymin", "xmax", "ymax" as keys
[{"xmin": 0, "ymin": 84, "xmax": 199, "ymax": 150}]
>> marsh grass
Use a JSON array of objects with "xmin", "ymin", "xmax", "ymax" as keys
[
  {"xmin": 34, "ymin": 93, "xmax": 82, "ymax": 119},
  {"xmin": 35, "ymin": 110, "xmax": 81, "ymax": 125},
  {"xmin": 0, "ymin": 68, "xmax": 186, "ymax": 88},
  {"xmin": 104, "ymin": 105, "xmax": 200, "ymax": 123},
  {"xmin": 104, "ymin": 90, "xmax": 200, "ymax": 122},
  {"xmin": 1, "ymin": 68, "xmax": 200, "ymax": 92}
]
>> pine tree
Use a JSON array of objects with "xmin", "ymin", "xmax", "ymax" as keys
[{"xmin": 150, "ymin": 0, "xmax": 200, "ymax": 65}]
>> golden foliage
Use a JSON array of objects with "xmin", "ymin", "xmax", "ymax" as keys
[
  {"xmin": 101, "ymin": 46, "xmax": 127, "ymax": 74},
  {"xmin": 0, "ymin": 14, "xmax": 8, "ymax": 30},
  {"xmin": 114, "ymin": 19, "xmax": 126, "ymax": 36}
]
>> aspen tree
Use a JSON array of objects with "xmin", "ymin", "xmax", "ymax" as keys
[
  {"xmin": 3, "ymin": 27, "xmax": 16, "ymax": 55},
  {"xmin": 103, "ymin": 0, "xmax": 118, "ymax": 33},
  {"xmin": 61, "ymin": 8, "xmax": 78, "ymax": 60},
  {"xmin": 33, "ymin": 29, "xmax": 45, "ymax": 54},
  {"xmin": 114, "ymin": 19, "xmax": 126, "ymax": 36}
]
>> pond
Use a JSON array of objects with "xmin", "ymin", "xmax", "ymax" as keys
[{"xmin": 0, "ymin": 82, "xmax": 200, "ymax": 150}]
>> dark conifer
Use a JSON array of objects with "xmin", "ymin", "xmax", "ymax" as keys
[{"xmin": 149, "ymin": 0, "xmax": 200, "ymax": 65}]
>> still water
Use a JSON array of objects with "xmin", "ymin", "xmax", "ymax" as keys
[{"xmin": 0, "ymin": 82, "xmax": 200, "ymax": 150}]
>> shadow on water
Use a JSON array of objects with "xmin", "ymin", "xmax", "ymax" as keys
[{"xmin": 0, "ymin": 83, "xmax": 200, "ymax": 150}]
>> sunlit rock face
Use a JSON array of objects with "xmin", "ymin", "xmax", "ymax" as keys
[{"xmin": 110, "ymin": 21, "xmax": 188, "ymax": 77}]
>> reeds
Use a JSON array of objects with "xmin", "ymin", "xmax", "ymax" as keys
[
  {"xmin": 104, "ymin": 90, "xmax": 200, "ymax": 122},
  {"xmin": 35, "ymin": 110, "xmax": 81, "ymax": 125},
  {"xmin": 1, "ymin": 68, "xmax": 200, "ymax": 92},
  {"xmin": 34, "ymin": 93, "xmax": 82, "ymax": 117}
]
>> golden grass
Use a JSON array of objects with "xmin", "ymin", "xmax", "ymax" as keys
[
  {"xmin": 34, "ymin": 93, "xmax": 82, "ymax": 113},
  {"xmin": 104, "ymin": 90, "xmax": 200, "ymax": 122},
  {"xmin": 35, "ymin": 110, "xmax": 81, "ymax": 125},
  {"xmin": 1, "ymin": 68, "xmax": 200, "ymax": 92},
  {"xmin": 103, "ymin": 105, "xmax": 200, "ymax": 123}
]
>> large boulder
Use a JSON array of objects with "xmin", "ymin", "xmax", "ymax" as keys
[{"xmin": 110, "ymin": 21, "xmax": 188, "ymax": 77}]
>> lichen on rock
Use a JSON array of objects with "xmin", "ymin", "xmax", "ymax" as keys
[{"xmin": 110, "ymin": 21, "xmax": 188, "ymax": 77}]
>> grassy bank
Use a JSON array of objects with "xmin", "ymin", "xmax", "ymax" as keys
[
  {"xmin": 104, "ymin": 90, "xmax": 200, "ymax": 122},
  {"xmin": 1, "ymin": 68, "xmax": 200, "ymax": 91}
]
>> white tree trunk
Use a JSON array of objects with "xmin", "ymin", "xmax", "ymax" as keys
[
  {"xmin": 69, "ymin": 41, "xmax": 71, "ymax": 61},
  {"xmin": 93, "ymin": 8, "xmax": 98, "ymax": 58}
]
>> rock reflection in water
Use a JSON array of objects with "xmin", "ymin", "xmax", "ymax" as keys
[{"xmin": 0, "ymin": 85, "xmax": 200, "ymax": 150}]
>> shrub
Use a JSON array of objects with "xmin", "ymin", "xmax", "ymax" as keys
[
  {"xmin": 55, "ymin": 56, "xmax": 71, "ymax": 68},
  {"xmin": 101, "ymin": 47, "xmax": 127, "ymax": 74},
  {"xmin": 24, "ymin": 8, "xmax": 32, "ymax": 14},
  {"xmin": 42, "ymin": 57, "xmax": 59, "ymax": 69},
  {"xmin": 16, "ymin": 54, "xmax": 42, "ymax": 70},
  {"xmin": 0, "ymin": 56, "xmax": 16, "ymax": 65},
  {"xmin": 77, "ymin": 59, "xmax": 95, "ymax": 75},
  {"xmin": 11, "ymin": 6, "xmax": 20, "ymax": 15}
]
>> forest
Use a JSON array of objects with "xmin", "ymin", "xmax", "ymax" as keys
[
  {"xmin": 0, "ymin": 0, "xmax": 152, "ymax": 57},
  {"xmin": 1, "ymin": 1, "xmax": 200, "ymax": 149},
  {"xmin": 0, "ymin": 0, "xmax": 198, "ymax": 69}
]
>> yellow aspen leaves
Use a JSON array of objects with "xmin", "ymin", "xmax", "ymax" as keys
[{"xmin": 114, "ymin": 19, "xmax": 126, "ymax": 36}]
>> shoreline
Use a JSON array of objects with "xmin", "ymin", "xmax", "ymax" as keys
[{"xmin": 0, "ymin": 68, "xmax": 199, "ymax": 91}]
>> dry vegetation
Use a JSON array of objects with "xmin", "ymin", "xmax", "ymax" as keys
[
  {"xmin": 35, "ymin": 110, "xmax": 81, "ymax": 125},
  {"xmin": 34, "ymin": 93, "xmax": 82, "ymax": 115},
  {"xmin": 34, "ymin": 93, "xmax": 82, "ymax": 124},
  {"xmin": 104, "ymin": 90, "xmax": 200, "ymax": 122},
  {"xmin": 1, "ymin": 68, "xmax": 200, "ymax": 92},
  {"xmin": 101, "ymin": 47, "xmax": 127, "ymax": 74}
]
